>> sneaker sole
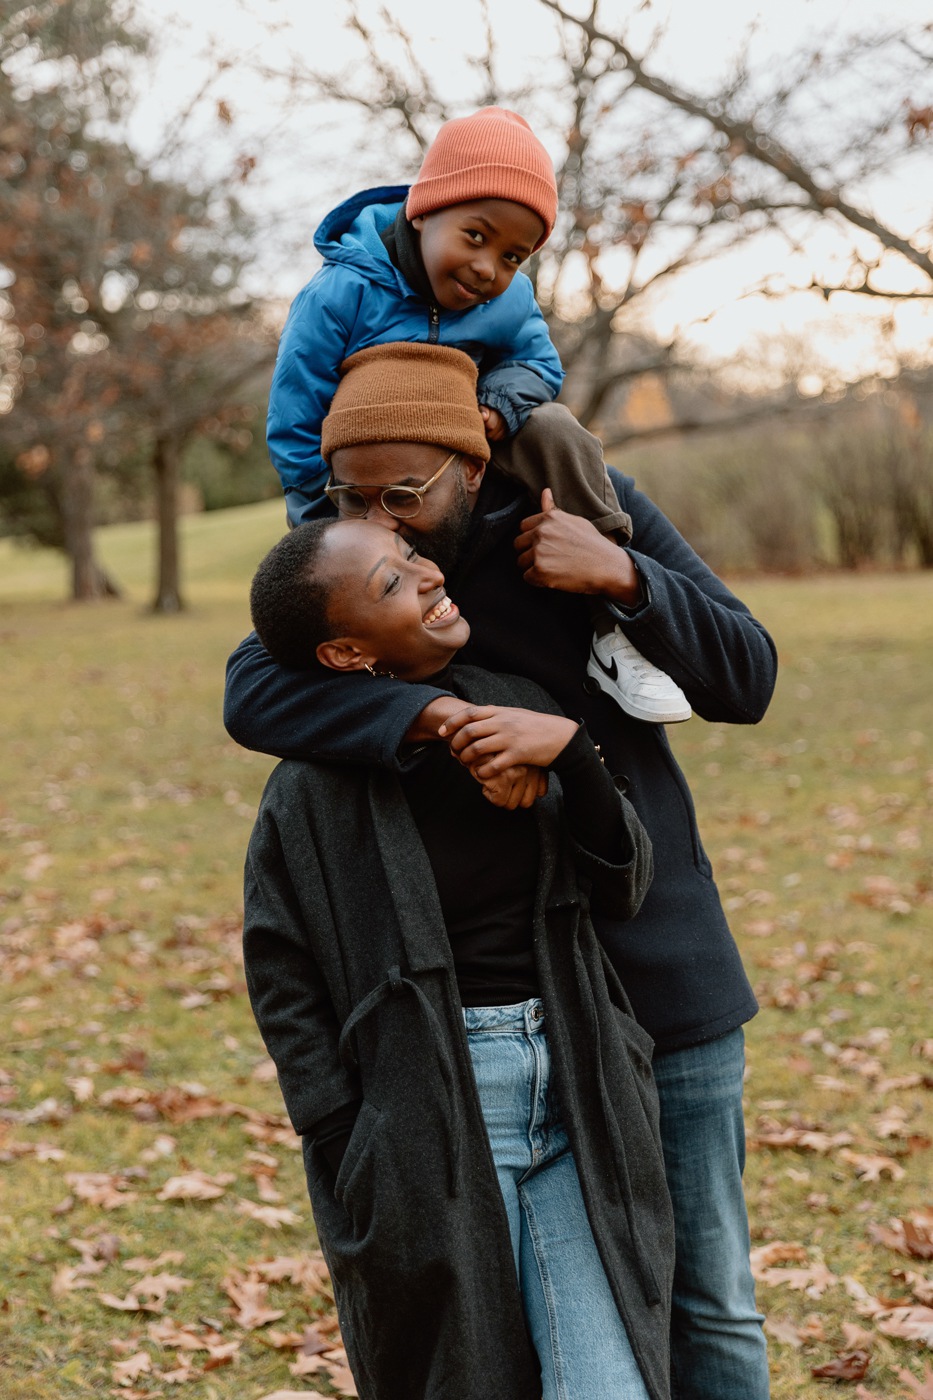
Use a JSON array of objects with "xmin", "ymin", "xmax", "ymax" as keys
[{"xmin": 586, "ymin": 656, "xmax": 692, "ymax": 724}]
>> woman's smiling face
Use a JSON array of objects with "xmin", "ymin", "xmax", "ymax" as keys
[{"xmin": 316, "ymin": 520, "xmax": 471, "ymax": 681}]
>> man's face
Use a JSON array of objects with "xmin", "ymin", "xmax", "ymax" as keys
[
  {"xmin": 411, "ymin": 198, "xmax": 544, "ymax": 312},
  {"xmin": 328, "ymin": 442, "xmax": 485, "ymax": 576}
]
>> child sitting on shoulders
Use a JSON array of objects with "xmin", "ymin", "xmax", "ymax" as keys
[{"xmin": 267, "ymin": 105, "xmax": 690, "ymax": 723}]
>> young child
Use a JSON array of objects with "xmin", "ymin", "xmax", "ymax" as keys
[{"xmin": 268, "ymin": 105, "xmax": 690, "ymax": 723}]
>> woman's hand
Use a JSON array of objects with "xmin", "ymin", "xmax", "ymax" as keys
[
  {"xmin": 478, "ymin": 765, "xmax": 549, "ymax": 809},
  {"xmin": 439, "ymin": 705, "xmax": 578, "ymax": 778}
]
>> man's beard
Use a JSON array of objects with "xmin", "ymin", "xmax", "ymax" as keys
[{"xmin": 401, "ymin": 468, "xmax": 472, "ymax": 577}]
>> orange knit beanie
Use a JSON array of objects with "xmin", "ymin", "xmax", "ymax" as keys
[
  {"xmin": 406, "ymin": 108, "xmax": 557, "ymax": 249},
  {"xmin": 321, "ymin": 343, "xmax": 491, "ymax": 464}
]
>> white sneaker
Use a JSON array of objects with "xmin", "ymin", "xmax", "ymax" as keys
[{"xmin": 586, "ymin": 625, "xmax": 692, "ymax": 723}]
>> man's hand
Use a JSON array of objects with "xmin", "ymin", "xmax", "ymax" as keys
[
  {"xmin": 480, "ymin": 405, "xmax": 508, "ymax": 442},
  {"xmin": 440, "ymin": 704, "xmax": 578, "ymax": 778},
  {"xmin": 514, "ymin": 489, "xmax": 643, "ymax": 603}
]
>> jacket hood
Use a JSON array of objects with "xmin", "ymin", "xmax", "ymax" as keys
[{"xmin": 314, "ymin": 185, "xmax": 411, "ymax": 295}]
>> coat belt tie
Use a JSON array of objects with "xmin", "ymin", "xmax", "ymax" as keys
[{"xmin": 337, "ymin": 965, "xmax": 464, "ymax": 1197}]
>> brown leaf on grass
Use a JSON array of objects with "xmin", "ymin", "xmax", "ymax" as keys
[
  {"xmin": 250, "ymin": 1254, "xmax": 331, "ymax": 1291},
  {"xmin": 236, "ymin": 1199, "xmax": 302, "ymax": 1229},
  {"xmin": 160, "ymin": 1363, "xmax": 199, "ymax": 1383},
  {"xmin": 894, "ymin": 1363, "xmax": 933, "ymax": 1398},
  {"xmin": 290, "ymin": 1352, "xmax": 329, "ymax": 1376},
  {"xmin": 98, "ymin": 1082, "xmax": 285, "ymax": 1128},
  {"xmin": 147, "ymin": 1319, "xmax": 234, "ymax": 1354},
  {"xmin": 157, "ymin": 1170, "xmax": 234, "ymax": 1202},
  {"xmin": 764, "ymin": 1317, "xmax": 805, "ymax": 1347},
  {"xmin": 52, "ymin": 1264, "xmax": 101, "ymax": 1295},
  {"xmin": 321, "ymin": 1361, "xmax": 358, "ymax": 1395},
  {"xmin": 839, "ymin": 1150, "xmax": 907, "ymax": 1182},
  {"xmin": 750, "ymin": 1241, "xmax": 809, "ymax": 1274},
  {"xmin": 893, "ymin": 1271, "xmax": 933, "ymax": 1307},
  {"xmin": 256, "ymin": 1392, "xmax": 331, "ymax": 1400},
  {"xmin": 811, "ymin": 1349, "xmax": 871, "ymax": 1380},
  {"xmin": 264, "ymin": 1330, "xmax": 309, "ymax": 1350},
  {"xmin": 749, "ymin": 1124, "xmax": 854, "ymax": 1154},
  {"xmin": 868, "ymin": 1212, "xmax": 933, "ymax": 1261},
  {"xmin": 64, "ymin": 1172, "xmax": 139, "ymax": 1209},
  {"xmin": 221, "ymin": 1269, "xmax": 285, "ymax": 1330},
  {"xmin": 874, "ymin": 1306, "xmax": 933, "ymax": 1346},
  {"xmin": 841, "ymin": 1322, "xmax": 877, "ymax": 1350},
  {"xmin": 754, "ymin": 1254, "xmax": 838, "ymax": 1298},
  {"xmin": 123, "ymin": 1250, "xmax": 186, "ymax": 1272},
  {"xmin": 243, "ymin": 1121, "xmax": 302, "ymax": 1150},
  {"xmin": 112, "ymin": 1350, "xmax": 152, "ymax": 1385}
]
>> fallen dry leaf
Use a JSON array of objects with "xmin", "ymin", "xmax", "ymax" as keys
[
  {"xmin": 221, "ymin": 1269, "xmax": 286, "ymax": 1330},
  {"xmin": 763, "ymin": 1317, "xmax": 805, "ymax": 1347},
  {"xmin": 841, "ymin": 1322, "xmax": 877, "ymax": 1350},
  {"xmin": 157, "ymin": 1169, "xmax": 234, "ymax": 1202},
  {"xmin": 255, "ymin": 1392, "xmax": 331, "ymax": 1400},
  {"xmin": 123, "ymin": 1250, "xmax": 186, "ymax": 1272},
  {"xmin": 750, "ymin": 1241, "xmax": 809, "ymax": 1274},
  {"xmin": 64, "ymin": 1171, "xmax": 138, "ymax": 1209},
  {"xmin": 236, "ymin": 1199, "xmax": 302, "ymax": 1229},
  {"xmin": 811, "ymin": 1349, "xmax": 871, "ymax": 1380},
  {"xmin": 112, "ymin": 1350, "xmax": 152, "ymax": 1385},
  {"xmin": 250, "ymin": 1254, "xmax": 331, "ymax": 1291},
  {"xmin": 894, "ymin": 1363, "xmax": 933, "ymax": 1398},
  {"xmin": 873, "ymin": 1305, "xmax": 933, "ymax": 1346},
  {"xmin": 756, "ymin": 1261, "xmax": 838, "ymax": 1298},
  {"xmin": 839, "ymin": 1150, "xmax": 907, "ymax": 1183},
  {"xmin": 868, "ymin": 1212, "xmax": 933, "ymax": 1261}
]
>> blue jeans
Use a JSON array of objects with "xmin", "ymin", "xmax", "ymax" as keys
[
  {"xmin": 464, "ymin": 999, "xmax": 650, "ymax": 1400},
  {"xmin": 653, "ymin": 1028, "xmax": 769, "ymax": 1399}
]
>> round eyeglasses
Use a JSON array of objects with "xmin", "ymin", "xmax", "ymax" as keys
[{"xmin": 324, "ymin": 452, "xmax": 460, "ymax": 520}]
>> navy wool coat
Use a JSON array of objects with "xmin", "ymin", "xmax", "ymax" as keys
[{"xmin": 242, "ymin": 668, "xmax": 674, "ymax": 1400}]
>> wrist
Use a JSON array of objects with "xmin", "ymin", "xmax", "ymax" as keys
[
  {"xmin": 599, "ymin": 548, "xmax": 644, "ymax": 607},
  {"xmin": 405, "ymin": 696, "xmax": 467, "ymax": 744}
]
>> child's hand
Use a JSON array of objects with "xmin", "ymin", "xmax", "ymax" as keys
[
  {"xmin": 439, "ymin": 704, "xmax": 578, "ymax": 777},
  {"xmin": 480, "ymin": 405, "xmax": 507, "ymax": 442}
]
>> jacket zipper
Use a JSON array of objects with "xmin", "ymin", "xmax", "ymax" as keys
[{"xmin": 428, "ymin": 305, "xmax": 440, "ymax": 344}]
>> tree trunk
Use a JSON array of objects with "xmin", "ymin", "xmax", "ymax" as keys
[
  {"xmin": 152, "ymin": 434, "xmax": 185, "ymax": 613},
  {"xmin": 59, "ymin": 447, "xmax": 121, "ymax": 600}
]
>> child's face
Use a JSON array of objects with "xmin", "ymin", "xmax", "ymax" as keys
[
  {"xmin": 411, "ymin": 198, "xmax": 544, "ymax": 312},
  {"xmin": 316, "ymin": 519, "xmax": 471, "ymax": 681}
]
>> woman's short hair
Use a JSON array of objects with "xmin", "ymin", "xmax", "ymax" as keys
[{"xmin": 249, "ymin": 520, "xmax": 343, "ymax": 669}]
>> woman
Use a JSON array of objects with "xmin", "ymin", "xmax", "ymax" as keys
[{"xmin": 242, "ymin": 516, "xmax": 674, "ymax": 1400}]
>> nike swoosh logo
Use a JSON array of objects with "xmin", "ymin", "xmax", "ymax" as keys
[{"xmin": 591, "ymin": 650, "xmax": 619, "ymax": 683}]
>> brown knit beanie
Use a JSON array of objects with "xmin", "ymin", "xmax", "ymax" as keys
[
  {"xmin": 321, "ymin": 343, "xmax": 491, "ymax": 464},
  {"xmin": 406, "ymin": 107, "xmax": 557, "ymax": 249}
]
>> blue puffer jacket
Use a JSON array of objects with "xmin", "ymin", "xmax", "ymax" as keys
[{"xmin": 266, "ymin": 186, "xmax": 565, "ymax": 519}]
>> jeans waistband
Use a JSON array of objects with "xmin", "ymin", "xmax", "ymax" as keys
[{"xmin": 463, "ymin": 998, "xmax": 545, "ymax": 1034}]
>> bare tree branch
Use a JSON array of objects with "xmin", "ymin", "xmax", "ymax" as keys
[{"xmin": 538, "ymin": 0, "xmax": 933, "ymax": 283}]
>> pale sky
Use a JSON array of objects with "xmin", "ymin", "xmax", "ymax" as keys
[{"xmin": 130, "ymin": 0, "xmax": 933, "ymax": 388}]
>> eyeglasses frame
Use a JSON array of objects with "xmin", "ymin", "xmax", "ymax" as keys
[{"xmin": 324, "ymin": 451, "xmax": 461, "ymax": 520}]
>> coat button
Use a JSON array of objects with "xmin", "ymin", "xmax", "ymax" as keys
[{"xmin": 613, "ymin": 774, "xmax": 631, "ymax": 794}]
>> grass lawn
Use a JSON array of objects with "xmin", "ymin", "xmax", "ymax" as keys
[{"xmin": 1, "ymin": 509, "xmax": 931, "ymax": 1398}]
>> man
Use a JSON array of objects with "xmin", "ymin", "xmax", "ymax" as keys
[{"xmin": 225, "ymin": 341, "xmax": 776, "ymax": 1399}]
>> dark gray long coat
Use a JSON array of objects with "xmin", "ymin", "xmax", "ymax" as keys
[{"xmin": 243, "ymin": 668, "xmax": 674, "ymax": 1400}]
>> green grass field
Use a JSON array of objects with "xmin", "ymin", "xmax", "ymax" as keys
[{"xmin": 1, "ymin": 507, "xmax": 931, "ymax": 1398}]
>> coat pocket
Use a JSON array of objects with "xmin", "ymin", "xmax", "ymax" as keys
[{"xmin": 333, "ymin": 1099, "xmax": 382, "ymax": 1222}]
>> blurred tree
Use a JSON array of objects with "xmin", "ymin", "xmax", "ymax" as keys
[
  {"xmin": 0, "ymin": 0, "xmax": 275, "ymax": 607},
  {"xmin": 255, "ymin": 0, "xmax": 932, "ymax": 441}
]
